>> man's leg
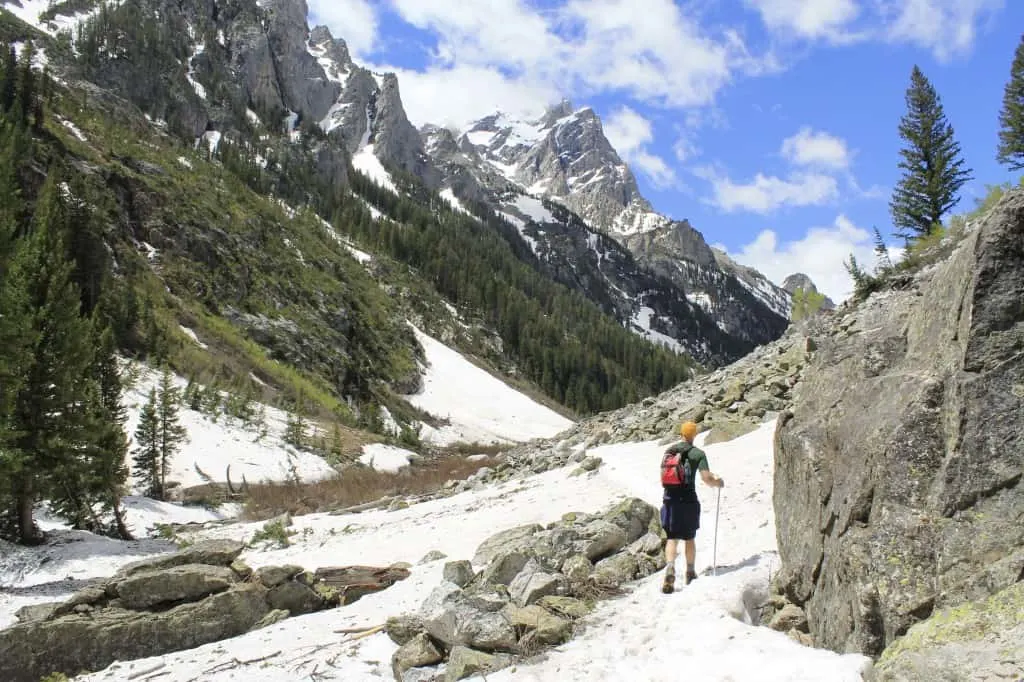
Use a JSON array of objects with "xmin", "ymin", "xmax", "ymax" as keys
[
  {"xmin": 662, "ymin": 539, "xmax": 678, "ymax": 593},
  {"xmin": 684, "ymin": 538, "xmax": 697, "ymax": 583}
]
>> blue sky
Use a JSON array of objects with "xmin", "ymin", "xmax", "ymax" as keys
[{"xmin": 309, "ymin": 0, "xmax": 1023, "ymax": 301}]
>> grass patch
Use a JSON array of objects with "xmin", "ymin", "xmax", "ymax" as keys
[{"xmin": 241, "ymin": 455, "xmax": 498, "ymax": 520}]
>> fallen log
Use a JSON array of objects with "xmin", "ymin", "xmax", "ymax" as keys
[{"xmin": 315, "ymin": 565, "xmax": 411, "ymax": 605}]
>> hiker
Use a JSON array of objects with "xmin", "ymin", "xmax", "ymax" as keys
[{"xmin": 659, "ymin": 420, "xmax": 724, "ymax": 593}]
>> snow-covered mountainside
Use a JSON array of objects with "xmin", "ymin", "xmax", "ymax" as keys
[{"xmin": 0, "ymin": 421, "xmax": 874, "ymax": 681}]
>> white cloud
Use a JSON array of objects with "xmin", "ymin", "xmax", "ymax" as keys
[
  {"xmin": 603, "ymin": 106, "xmax": 677, "ymax": 188},
  {"xmin": 346, "ymin": 0, "xmax": 778, "ymax": 129},
  {"xmin": 880, "ymin": 0, "xmax": 1004, "ymax": 62},
  {"xmin": 695, "ymin": 165, "xmax": 838, "ymax": 214},
  {"xmin": 374, "ymin": 64, "xmax": 561, "ymax": 129},
  {"xmin": 307, "ymin": 0, "xmax": 379, "ymax": 59},
  {"xmin": 729, "ymin": 215, "xmax": 903, "ymax": 303},
  {"xmin": 745, "ymin": 0, "xmax": 863, "ymax": 41},
  {"xmin": 780, "ymin": 126, "xmax": 851, "ymax": 170}
]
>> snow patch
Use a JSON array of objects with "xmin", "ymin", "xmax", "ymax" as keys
[
  {"xmin": 352, "ymin": 145, "xmax": 398, "ymax": 194},
  {"xmin": 178, "ymin": 325, "xmax": 208, "ymax": 350},
  {"xmin": 185, "ymin": 42, "xmax": 206, "ymax": 100},
  {"xmin": 176, "ymin": 156, "xmax": 193, "ymax": 170},
  {"xmin": 631, "ymin": 306, "xmax": 687, "ymax": 355},
  {"xmin": 513, "ymin": 194, "xmax": 555, "ymax": 224},
  {"xmin": 358, "ymin": 444, "xmax": 415, "ymax": 473},
  {"xmin": 60, "ymin": 118, "xmax": 88, "ymax": 142},
  {"xmin": 403, "ymin": 324, "xmax": 572, "ymax": 445},
  {"xmin": 440, "ymin": 188, "xmax": 473, "ymax": 216}
]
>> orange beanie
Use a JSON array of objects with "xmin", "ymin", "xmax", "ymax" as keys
[{"xmin": 680, "ymin": 421, "xmax": 698, "ymax": 441}]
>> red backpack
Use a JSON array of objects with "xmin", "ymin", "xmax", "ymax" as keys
[{"xmin": 661, "ymin": 444, "xmax": 692, "ymax": 488}]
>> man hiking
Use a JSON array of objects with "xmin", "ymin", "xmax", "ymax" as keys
[{"xmin": 659, "ymin": 420, "xmax": 724, "ymax": 593}]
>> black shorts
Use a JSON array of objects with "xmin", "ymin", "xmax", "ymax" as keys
[{"xmin": 660, "ymin": 498, "xmax": 700, "ymax": 540}]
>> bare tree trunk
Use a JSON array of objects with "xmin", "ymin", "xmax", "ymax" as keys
[{"xmin": 16, "ymin": 476, "xmax": 41, "ymax": 545}]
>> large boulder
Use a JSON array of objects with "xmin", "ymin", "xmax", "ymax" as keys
[
  {"xmin": 0, "ymin": 584, "xmax": 270, "ymax": 682},
  {"xmin": 115, "ymin": 563, "xmax": 236, "ymax": 609},
  {"xmin": 871, "ymin": 582, "xmax": 1024, "ymax": 681},
  {"xmin": 773, "ymin": 189, "xmax": 1024, "ymax": 657}
]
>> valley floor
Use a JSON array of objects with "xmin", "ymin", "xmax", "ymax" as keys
[{"xmin": 0, "ymin": 421, "xmax": 873, "ymax": 681}]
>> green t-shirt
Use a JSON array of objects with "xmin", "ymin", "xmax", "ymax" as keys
[{"xmin": 663, "ymin": 440, "xmax": 709, "ymax": 502}]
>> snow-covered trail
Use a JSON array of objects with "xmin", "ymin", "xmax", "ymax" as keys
[{"xmin": 17, "ymin": 419, "xmax": 873, "ymax": 682}]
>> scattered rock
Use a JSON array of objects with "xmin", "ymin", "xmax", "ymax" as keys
[
  {"xmin": 386, "ymin": 614, "xmax": 427, "ymax": 646},
  {"xmin": 443, "ymin": 560, "xmax": 475, "ymax": 588},
  {"xmin": 115, "ymin": 564, "xmax": 236, "ymax": 610},
  {"xmin": 419, "ymin": 550, "xmax": 448, "ymax": 564},
  {"xmin": 256, "ymin": 564, "xmax": 302, "ymax": 588},
  {"xmin": 392, "ymin": 633, "xmax": 444, "ymax": 681},
  {"xmin": 444, "ymin": 646, "xmax": 510, "ymax": 682}
]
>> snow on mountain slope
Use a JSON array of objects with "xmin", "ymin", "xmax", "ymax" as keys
[
  {"xmin": 404, "ymin": 325, "xmax": 574, "ymax": 445},
  {"xmin": 2, "ymin": 0, "xmax": 110, "ymax": 35},
  {"xmin": 122, "ymin": 363, "xmax": 339, "ymax": 492},
  {"xmin": 6, "ymin": 420, "xmax": 872, "ymax": 681}
]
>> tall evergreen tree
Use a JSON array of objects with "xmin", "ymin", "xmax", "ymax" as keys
[
  {"xmin": 7, "ymin": 171, "xmax": 96, "ymax": 543},
  {"xmin": 997, "ymin": 33, "xmax": 1024, "ymax": 170},
  {"xmin": 132, "ymin": 389, "xmax": 161, "ymax": 499},
  {"xmin": 156, "ymin": 368, "xmax": 187, "ymax": 500},
  {"xmin": 88, "ymin": 309, "xmax": 132, "ymax": 539},
  {"xmin": 889, "ymin": 66, "xmax": 973, "ymax": 240}
]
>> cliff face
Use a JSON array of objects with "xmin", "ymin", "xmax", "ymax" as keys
[{"xmin": 771, "ymin": 189, "xmax": 1024, "ymax": 660}]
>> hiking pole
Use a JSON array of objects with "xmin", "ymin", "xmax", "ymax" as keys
[{"xmin": 712, "ymin": 486, "xmax": 721, "ymax": 576}]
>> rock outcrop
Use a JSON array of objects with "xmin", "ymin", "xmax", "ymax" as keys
[
  {"xmin": 771, "ymin": 190, "xmax": 1024, "ymax": 661},
  {"xmin": 386, "ymin": 498, "xmax": 664, "ymax": 681},
  {"xmin": 0, "ymin": 540, "xmax": 411, "ymax": 682}
]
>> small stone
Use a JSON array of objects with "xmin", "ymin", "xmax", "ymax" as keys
[
  {"xmin": 391, "ymin": 633, "xmax": 443, "ymax": 680},
  {"xmin": 419, "ymin": 550, "xmax": 448, "ymax": 565},
  {"xmin": 443, "ymin": 560, "xmax": 475, "ymax": 588}
]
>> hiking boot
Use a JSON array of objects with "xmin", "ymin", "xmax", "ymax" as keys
[
  {"xmin": 661, "ymin": 568, "xmax": 675, "ymax": 594},
  {"xmin": 685, "ymin": 570, "xmax": 697, "ymax": 585}
]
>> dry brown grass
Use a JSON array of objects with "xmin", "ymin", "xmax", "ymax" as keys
[{"xmin": 240, "ymin": 454, "xmax": 499, "ymax": 520}]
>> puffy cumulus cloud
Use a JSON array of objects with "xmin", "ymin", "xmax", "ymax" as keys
[
  {"xmin": 374, "ymin": 63, "xmax": 562, "ymax": 129},
  {"xmin": 745, "ymin": 0, "xmax": 1003, "ymax": 60},
  {"xmin": 744, "ymin": 0, "xmax": 863, "ymax": 42},
  {"xmin": 368, "ymin": 0, "xmax": 776, "ymax": 125},
  {"xmin": 694, "ymin": 165, "xmax": 839, "ymax": 214},
  {"xmin": 307, "ymin": 0, "xmax": 380, "ymax": 59},
  {"xmin": 727, "ymin": 214, "xmax": 903, "ymax": 303},
  {"xmin": 603, "ymin": 106, "xmax": 677, "ymax": 188},
  {"xmin": 880, "ymin": 0, "xmax": 1004, "ymax": 62},
  {"xmin": 780, "ymin": 126, "xmax": 852, "ymax": 170}
]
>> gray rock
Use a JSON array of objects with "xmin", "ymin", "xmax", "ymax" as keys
[
  {"xmin": 602, "ymin": 497, "xmax": 657, "ymax": 544},
  {"xmin": 773, "ymin": 188, "xmax": 1024, "ymax": 658},
  {"xmin": 503, "ymin": 604, "xmax": 572, "ymax": 644},
  {"xmin": 480, "ymin": 551, "xmax": 531, "ymax": 586},
  {"xmin": 472, "ymin": 524, "xmax": 543, "ymax": 566},
  {"xmin": 0, "ymin": 583, "xmax": 270, "ymax": 682},
  {"xmin": 442, "ymin": 560, "xmax": 475, "ymax": 588},
  {"xmin": 266, "ymin": 580, "xmax": 324, "ymax": 616},
  {"xmin": 391, "ymin": 633, "xmax": 443, "ymax": 681},
  {"xmin": 114, "ymin": 539, "xmax": 246, "ymax": 578},
  {"xmin": 592, "ymin": 552, "xmax": 639, "ymax": 588},
  {"xmin": 872, "ymin": 582, "xmax": 1024, "ymax": 682},
  {"xmin": 419, "ymin": 582, "xmax": 517, "ymax": 652},
  {"xmin": 419, "ymin": 550, "xmax": 448, "ymax": 565},
  {"xmin": 255, "ymin": 564, "xmax": 302, "ymax": 588},
  {"xmin": 115, "ymin": 564, "xmax": 236, "ymax": 610},
  {"xmin": 508, "ymin": 560, "xmax": 562, "ymax": 607},
  {"xmin": 444, "ymin": 646, "xmax": 510, "ymax": 682},
  {"xmin": 14, "ymin": 602, "xmax": 59, "ymax": 624},
  {"xmin": 768, "ymin": 604, "xmax": 809, "ymax": 633},
  {"xmin": 561, "ymin": 555, "xmax": 593, "ymax": 584},
  {"xmin": 578, "ymin": 520, "xmax": 629, "ymax": 562},
  {"xmin": 250, "ymin": 608, "xmax": 290, "ymax": 631},
  {"xmin": 386, "ymin": 614, "xmax": 427, "ymax": 646}
]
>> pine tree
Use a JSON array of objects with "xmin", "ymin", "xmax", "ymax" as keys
[
  {"xmin": 132, "ymin": 389, "xmax": 161, "ymax": 499},
  {"xmin": 996, "ymin": 33, "xmax": 1024, "ymax": 170},
  {"xmin": 889, "ymin": 66, "xmax": 973, "ymax": 240},
  {"xmin": 88, "ymin": 313, "xmax": 132, "ymax": 539},
  {"xmin": 6, "ymin": 171, "xmax": 96, "ymax": 543},
  {"xmin": 155, "ymin": 368, "xmax": 187, "ymax": 500}
]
